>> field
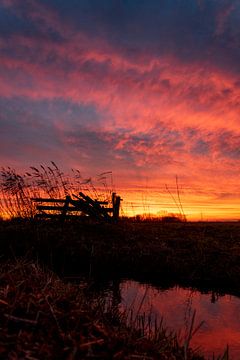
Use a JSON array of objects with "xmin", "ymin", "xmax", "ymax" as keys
[
  {"xmin": 1, "ymin": 219, "xmax": 240, "ymax": 294},
  {"xmin": 0, "ymin": 218, "xmax": 238, "ymax": 359}
]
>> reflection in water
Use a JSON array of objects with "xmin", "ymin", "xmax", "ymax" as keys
[{"xmin": 119, "ymin": 281, "xmax": 240, "ymax": 359}]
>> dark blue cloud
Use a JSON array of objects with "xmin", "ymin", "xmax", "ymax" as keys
[
  {"xmin": 189, "ymin": 128, "xmax": 240, "ymax": 159},
  {"xmin": 0, "ymin": 97, "xmax": 101, "ymax": 126},
  {"xmin": 0, "ymin": 97, "xmax": 103, "ymax": 164},
  {"xmin": 34, "ymin": 0, "xmax": 240, "ymax": 72},
  {"xmin": 217, "ymin": 131, "xmax": 240, "ymax": 159},
  {"xmin": 0, "ymin": 3, "xmax": 63, "ymax": 42},
  {"xmin": 1, "ymin": 0, "xmax": 239, "ymax": 73},
  {"xmin": 0, "ymin": 5, "xmax": 35, "ymax": 36},
  {"xmin": 191, "ymin": 139, "xmax": 210, "ymax": 155}
]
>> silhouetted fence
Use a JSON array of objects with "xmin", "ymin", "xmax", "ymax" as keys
[{"xmin": 32, "ymin": 192, "xmax": 121, "ymax": 223}]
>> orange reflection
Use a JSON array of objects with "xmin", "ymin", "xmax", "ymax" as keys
[{"xmin": 121, "ymin": 281, "xmax": 240, "ymax": 359}]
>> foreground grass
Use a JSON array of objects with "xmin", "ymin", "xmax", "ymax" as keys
[
  {"xmin": 0, "ymin": 219, "xmax": 240, "ymax": 295},
  {"xmin": 0, "ymin": 260, "xmax": 204, "ymax": 360}
]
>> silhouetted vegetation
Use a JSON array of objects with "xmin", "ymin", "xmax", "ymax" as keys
[
  {"xmin": 0, "ymin": 260, "xmax": 207, "ymax": 360},
  {"xmin": 0, "ymin": 220, "xmax": 240, "ymax": 296},
  {"xmin": 0, "ymin": 164, "xmax": 237, "ymax": 358},
  {"xmin": 0, "ymin": 163, "xmax": 114, "ymax": 219}
]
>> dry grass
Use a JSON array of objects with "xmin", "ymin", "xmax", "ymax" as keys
[
  {"xmin": 0, "ymin": 260, "xmax": 206, "ymax": 359},
  {"xmin": 0, "ymin": 163, "xmax": 113, "ymax": 219}
]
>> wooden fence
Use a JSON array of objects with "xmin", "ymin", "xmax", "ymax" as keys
[{"xmin": 32, "ymin": 192, "xmax": 121, "ymax": 223}]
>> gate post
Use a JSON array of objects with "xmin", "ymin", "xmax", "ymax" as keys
[{"xmin": 112, "ymin": 193, "xmax": 121, "ymax": 222}]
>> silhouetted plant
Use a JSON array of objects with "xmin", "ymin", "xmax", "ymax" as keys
[
  {"xmin": 0, "ymin": 167, "xmax": 35, "ymax": 218},
  {"xmin": 0, "ymin": 163, "xmax": 113, "ymax": 219}
]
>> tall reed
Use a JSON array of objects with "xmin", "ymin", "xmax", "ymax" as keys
[{"xmin": 0, "ymin": 162, "xmax": 113, "ymax": 219}]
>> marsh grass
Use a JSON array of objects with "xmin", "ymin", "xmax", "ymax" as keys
[
  {"xmin": 0, "ymin": 162, "xmax": 113, "ymax": 219},
  {"xmin": 0, "ymin": 260, "xmax": 207, "ymax": 359},
  {"xmin": 0, "ymin": 167, "xmax": 35, "ymax": 218}
]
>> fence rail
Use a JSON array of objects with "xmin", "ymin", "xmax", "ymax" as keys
[{"xmin": 32, "ymin": 192, "xmax": 121, "ymax": 223}]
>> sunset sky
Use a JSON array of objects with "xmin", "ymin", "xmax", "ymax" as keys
[{"xmin": 0, "ymin": 0, "xmax": 240, "ymax": 220}]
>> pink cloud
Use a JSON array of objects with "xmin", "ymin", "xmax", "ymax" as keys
[{"xmin": 1, "ymin": 0, "xmax": 240, "ymax": 219}]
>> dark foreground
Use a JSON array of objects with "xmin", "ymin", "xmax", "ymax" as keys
[
  {"xmin": 0, "ymin": 219, "xmax": 239, "ymax": 359},
  {"xmin": 1, "ymin": 219, "xmax": 240, "ymax": 295},
  {"xmin": 0, "ymin": 261, "xmax": 204, "ymax": 359}
]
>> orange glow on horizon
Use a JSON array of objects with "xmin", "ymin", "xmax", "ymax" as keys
[
  {"xmin": 119, "ymin": 188, "xmax": 240, "ymax": 221},
  {"xmin": 1, "ymin": 180, "xmax": 239, "ymax": 221}
]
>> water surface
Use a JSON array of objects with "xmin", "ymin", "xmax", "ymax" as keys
[{"xmin": 120, "ymin": 281, "xmax": 240, "ymax": 359}]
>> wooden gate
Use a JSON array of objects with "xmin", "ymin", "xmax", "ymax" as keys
[{"xmin": 32, "ymin": 192, "xmax": 121, "ymax": 222}]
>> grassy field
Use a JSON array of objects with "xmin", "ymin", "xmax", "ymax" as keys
[
  {"xmin": 1, "ymin": 219, "xmax": 240, "ymax": 295},
  {"xmin": 0, "ymin": 218, "xmax": 238, "ymax": 359}
]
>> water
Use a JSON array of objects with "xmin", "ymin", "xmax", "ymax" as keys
[{"xmin": 119, "ymin": 280, "xmax": 240, "ymax": 359}]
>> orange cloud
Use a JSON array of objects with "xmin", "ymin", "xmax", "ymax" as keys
[{"xmin": 0, "ymin": 1, "xmax": 240, "ymax": 219}]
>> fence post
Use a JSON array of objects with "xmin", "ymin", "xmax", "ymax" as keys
[
  {"xmin": 61, "ymin": 195, "xmax": 71, "ymax": 222},
  {"xmin": 112, "ymin": 193, "xmax": 121, "ymax": 222}
]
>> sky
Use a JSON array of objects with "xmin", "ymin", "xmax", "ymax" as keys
[{"xmin": 0, "ymin": 0, "xmax": 240, "ymax": 220}]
